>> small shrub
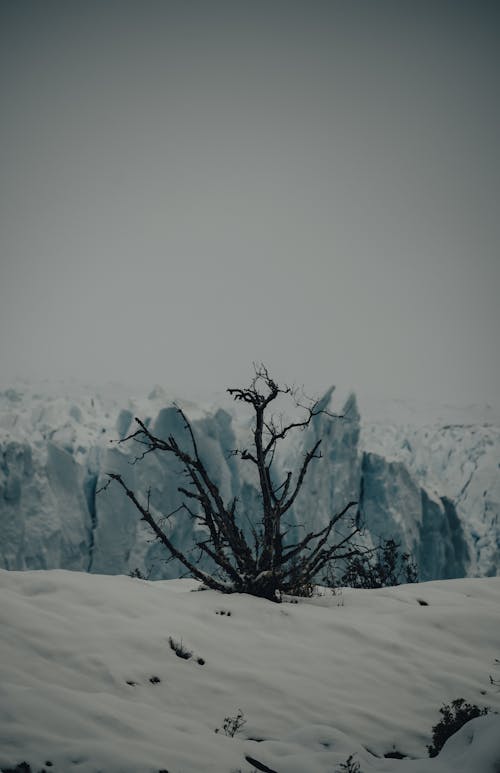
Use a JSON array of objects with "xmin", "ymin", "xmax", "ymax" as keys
[
  {"xmin": 168, "ymin": 636, "xmax": 193, "ymax": 660},
  {"xmin": 215, "ymin": 709, "xmax": 247, "ymax": 737},
  {"xmin": 340, "ymin": 538, "xmax": 418, "ymax": 589},
  {"xmin": 336, "ymin": 754, "xmax": 362, "ymax": 773},
  {"xmin": 149, "ymin": 675, "xmax": 161, "ymax": 684},
  {"xmin": 427, "ymin": 698, "xmax": 489, "ymax": 757},
  {"xmin": 1, "ymin": 765, "xmax": 33, "ymax": 773}
]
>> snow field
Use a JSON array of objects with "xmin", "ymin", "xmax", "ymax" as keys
[{"xmin": 1, "ymin": 570, "xmax": 500, "ymax": 772}]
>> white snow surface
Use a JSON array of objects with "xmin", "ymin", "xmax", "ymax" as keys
[{"xmin": 1, "ymin": 570, "xmax": 499, "ymax": 773}]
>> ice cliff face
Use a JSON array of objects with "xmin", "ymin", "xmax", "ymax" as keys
[
  {"xmin": 0, "ymin": 384, "xmax": 497, "ymax": 581},
  {"xmin": 0, "ymin": 438, "xmax": 92, "ymax": 571},
  {"xmin": 361, "ymin": 413, "xmax": 500, "ymax": 577},
  {"xmin": 359, "ymin": 454, "xmax": 469, "ymax": 580}
]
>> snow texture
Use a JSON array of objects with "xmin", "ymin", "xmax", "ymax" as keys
[{"xmin": 0, "ymin": 569, "xmax": 499, "ymax": 772}]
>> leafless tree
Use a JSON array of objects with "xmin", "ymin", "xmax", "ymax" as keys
[{"xmin": 104, "ymin": 366, "xmax": 362, "ymax": 601}]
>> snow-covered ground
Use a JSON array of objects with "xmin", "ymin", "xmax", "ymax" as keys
[{"xmin": 1, "ymin": 570, "xmax": 499, "ymax": 773}]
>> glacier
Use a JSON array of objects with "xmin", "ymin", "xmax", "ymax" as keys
[{"xmin": 0, "ymin": 382, "xmax": 498, "ymax": 581}]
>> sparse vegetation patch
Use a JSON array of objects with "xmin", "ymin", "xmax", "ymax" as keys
[{"xmin": 427, "ymin": 698, "xmax": 490, "ymax": 757}]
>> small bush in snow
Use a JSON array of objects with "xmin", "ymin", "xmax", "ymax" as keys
[
  {"xmin": 168, "ymin": 637, "xmax": 193, "ymax": 660},
  {"xmin": 427, "ymin": 698, "xmax": 489, "ymax": 757},
  {"xmin": 340, "ymin": 538, "xmax": 418, "ymax": 589},
  {"xmin": 335, "ymin": 754, "xmax": 362, "ymax": 773},
  {"xmin": 215, "ymin": 709, "xmax": 247, "ymax": 737},
  {"xmin": 1, "ymin": 764, "xmax": 33, "ymax": 773},
  {"xmin": 129, "ymin": 567, "xmax": 146, "ymax": 579}
]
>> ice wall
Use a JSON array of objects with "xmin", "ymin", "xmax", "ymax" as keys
[
  {"xmin": 0, "ymin": 439, "xmax": 92, "ymax": 570},
  {"xmin": 0, "ymin": 384, "xmax": 495, "ymax": 580}
]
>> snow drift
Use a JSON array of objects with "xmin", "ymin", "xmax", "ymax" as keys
[{"xmin": 0, "ymin": 569, "xmax": 499, "ymax": 772}]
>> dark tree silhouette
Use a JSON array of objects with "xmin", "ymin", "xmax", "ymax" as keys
[{"xmin": 104, "ymin": 366, "xmax": 362, "ymax": 601}]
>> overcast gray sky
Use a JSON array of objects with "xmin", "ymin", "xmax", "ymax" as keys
[{"xmin": 1, "ymin": 0, "xmax": 499, "ymax": 406}]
